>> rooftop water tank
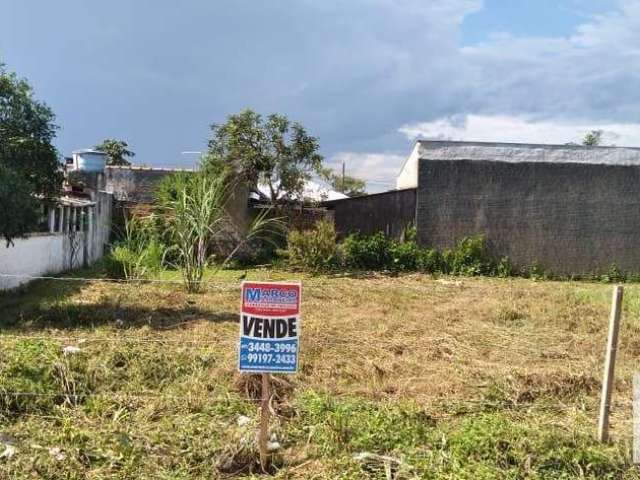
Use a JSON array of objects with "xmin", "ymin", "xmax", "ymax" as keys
[{"xmin": 71, "ymin": 149, "xmax": 108, "ymax": 172}]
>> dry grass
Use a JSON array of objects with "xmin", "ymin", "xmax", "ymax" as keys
[{"xmin": 0, "ymin": 269, "xmax": 638, "ymax": 478}]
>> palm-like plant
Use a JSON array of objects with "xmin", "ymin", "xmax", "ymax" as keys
[{"xmin": 161, "ymin": 173, "xmax": 281, "ymax": 293}]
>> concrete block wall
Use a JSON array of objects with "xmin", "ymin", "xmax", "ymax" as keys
[
  {"xmin": 416, "ymin": 159, "xmax": 640, "ymax": 275},
  {"xmin": 326, "ymin": 188, "xmax": 417, "ymax": 239}
]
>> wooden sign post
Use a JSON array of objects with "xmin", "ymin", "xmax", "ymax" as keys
[
  {"xmin": 238, "ymin": 281, "xmax": 301, "ymax": 472},
  {"xmin": 259, "ymin": 373, "xmax": 271, "ymax": 471},
  {"xmin": 598, "ymin": 285, "xmax": 624, "ymax": 443}
]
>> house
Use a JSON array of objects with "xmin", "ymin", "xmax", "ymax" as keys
[
  {"xmin": 103, "ymin": 164, "xmax": 252, "ymax": 235},
  {"xmin": 253, "ymin": 180, "xmax": 348, "ymax": 203},
  {"xmin": 0, "ymin": 149, "xmax": 113, "ymax": 290}
]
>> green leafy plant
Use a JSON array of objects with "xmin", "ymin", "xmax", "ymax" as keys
[
  {"xmin": 105, "ymin": 215, "xmax": 163, "ymax": 280},
  {"xmin": 327, "ymin": 170, "xmax": 366, "ymax": 197},
  {"xmin": 446, "ymin": 235, "xmax": 494, "ymax": 276},
  {"xmin": 389, "ymin": 238, "xmax": 420, "ymax": 271},
  {"xmin": 159, "ymin": 173, "xmax": 282, "ymax": 292},
  {"xmin": 160, "ymin": 174, "xmax": 230, "ymax": 292},
  {"xmin": 0, "ymin": 165, "xmax": 39, "ymax": 246},
  {"xmin": 285, "ymin": 219, "xmax": 337, "ymax": 271},
  {"xmin": 601, "ymin": 264, "xmax": 626, "ymax": 283},
  {"xmin": 341, "ymin": 232, "xmax": 392, "ymax": 270},
  {"xmin": 497, "ymin": 256, "xmax": 514, "ymax": 278},
  {"xmin": 520, "ymin": 261, "xmax": 547, "ymax": 280}
]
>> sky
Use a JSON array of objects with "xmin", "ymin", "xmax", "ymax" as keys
[{"xmin": 2, "ymin": 0, "xmax": 640, "ymax": 191}]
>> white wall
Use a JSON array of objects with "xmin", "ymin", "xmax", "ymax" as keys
[
  {"xmin": 0, "ymin": 234, "xmax": 78, "ymax": 290},
  {"xmin": 396, "ymin": 143, "xmax": 421, "ymax": 189},
  {"xmin": 0, "ymin": 192, "xmax": 112, "ymax": 290}
]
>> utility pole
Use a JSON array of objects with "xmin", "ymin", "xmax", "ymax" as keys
[{"xmin": 342, "ymin": 161, "xmax": 346, "ymax": 193}]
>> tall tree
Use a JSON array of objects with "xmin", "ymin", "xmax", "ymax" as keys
[
  {"xmin": 583, "ymin": 130, "xmax": 603, "ymax": 146},
  {"xmin": 0, "ymin": 63, "xmax": 61, "ymax": 246},
  {"xmin": 201, "ymin": 109, "xmax": 324, "ymax": 204},
  {"xmin": 328, "ymin": 171, "xmax": 366, "ymax": 197},
  {"xmin": 95, "ymin": 138, "xmax": 135, "ymax": 166}
]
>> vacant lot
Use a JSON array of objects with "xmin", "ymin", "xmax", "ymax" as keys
[{"xmin": 0, "ymin": 269, "xmax": 638, "ymax": 478}]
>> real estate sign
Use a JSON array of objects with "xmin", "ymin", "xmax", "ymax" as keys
[{"xmin": 238, "ymin": 281, "xmax": 301, "ymax": 373}]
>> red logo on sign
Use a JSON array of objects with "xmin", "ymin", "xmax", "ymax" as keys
[{"xmin": 241, "ymin": 282, "xmax": 300, "ymax": 316}]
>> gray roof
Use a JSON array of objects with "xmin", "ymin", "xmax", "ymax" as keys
[{"xmin": 416, "ymin": 140, "xmax": 640, "ymax": 166}]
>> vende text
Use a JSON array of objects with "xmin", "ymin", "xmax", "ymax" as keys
[{"xmin": 242, "ymin": 315, "xmax": 298, "ymax": 339}]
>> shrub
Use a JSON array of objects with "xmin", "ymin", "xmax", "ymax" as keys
[
  {"xmin": 286, "ymin": 219, "xmax": 337, "ymax": 271},
  {"xmin": 496, "ymin": 256, "xmax": 514, "ymax": 278},
  {"xmin": 105, "ymin": 216, "xmax": 163, "ymax": 280},
  {"xmin": 417, "ymin": 248, "xmax": 443, "ymax": 273},
  {"xmin": 445, "ymin": 235, "xmax": 494, "ymax": 276},
  {"xmin": 388, "ymin": 239, "xmax": 420, "ymax": 271},
  {"xmin": 107, "ymin": 241, "xmax": 164, "ymax": 280},
  {"xmin": 520, "ymin": 261, "xmax": 547, "ymax": 280},
  {"xmin": 601, "ymin": 264, "xmax": 626, "ymax": 283},
  {"xmin": 340, "ymin": 232, "xmax": 495, "ymax": 275},
  {"xmin": 342, "ymin": 232, "xmax": 391, "ymax": 270}
]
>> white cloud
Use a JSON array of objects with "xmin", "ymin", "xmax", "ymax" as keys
[
  {"xmin": 458, "ymin": 0, "xmax": 640, "ymax": 123},
  {"xmin": 399, "ymin": 115, "xmax": 640, "ymax": 146},
  {"xmin": 6, "ymin": 0, "xmax": 640, "ymax": 170}
]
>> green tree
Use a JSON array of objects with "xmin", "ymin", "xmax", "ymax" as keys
[
  {"xmin": 95, "ymin": 138, "xmax": 135, "ymax": 166},
  {"xmin": 328, "ymin": 171, "xmax": 366, "ymax": 197},
  {"xmin": 583, "ymin": 130, "xmax": 603, "ymax": 146},
  {"xmin": 201, "ymin": 109, "xmax": 324, "ymax": 204},
  {"xmin": 0, "ymin": 63, "xmax": 61, "ymax": 246}
]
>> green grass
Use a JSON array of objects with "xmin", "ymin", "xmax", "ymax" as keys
[{"xmin": 0, "ymin": 267, "xmax": 639, "ymax": 478}]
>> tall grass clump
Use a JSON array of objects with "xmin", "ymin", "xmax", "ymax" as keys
[
  {"xmin": 158, "ymin": 172, "xmax": 282, "ymax": 293},
  {"xmin": 160, "ymin": 174, "xmax": 228, "ymax": 292},
  {"xmin": 105, "ymin": 215, "xmax": 163, "ymax": 280}
]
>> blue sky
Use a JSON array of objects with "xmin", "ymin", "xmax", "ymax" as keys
[
  {"xmin": 461, "ymin": 0, "xmax": 604, "ymax": 44},
  {"xmin": 2, "ymin": 0, "xmax": 639, "ymax": 190}
]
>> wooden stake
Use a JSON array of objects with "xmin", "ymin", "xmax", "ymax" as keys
[
  {"xmin": 598, "ymin": 285, "xmax": 624, "ymax": 443},
  {"xmin": 259, "ymin": 373, "xmax": 271, "ymax": 472},
  {"xmin": 633, "ymin": 373, "xmax": 640, "ymax": 463}
]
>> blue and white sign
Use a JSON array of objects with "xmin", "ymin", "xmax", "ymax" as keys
[{"xmin": 238, "ymin": 281, "xmax": 301, "ymax": 374}]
